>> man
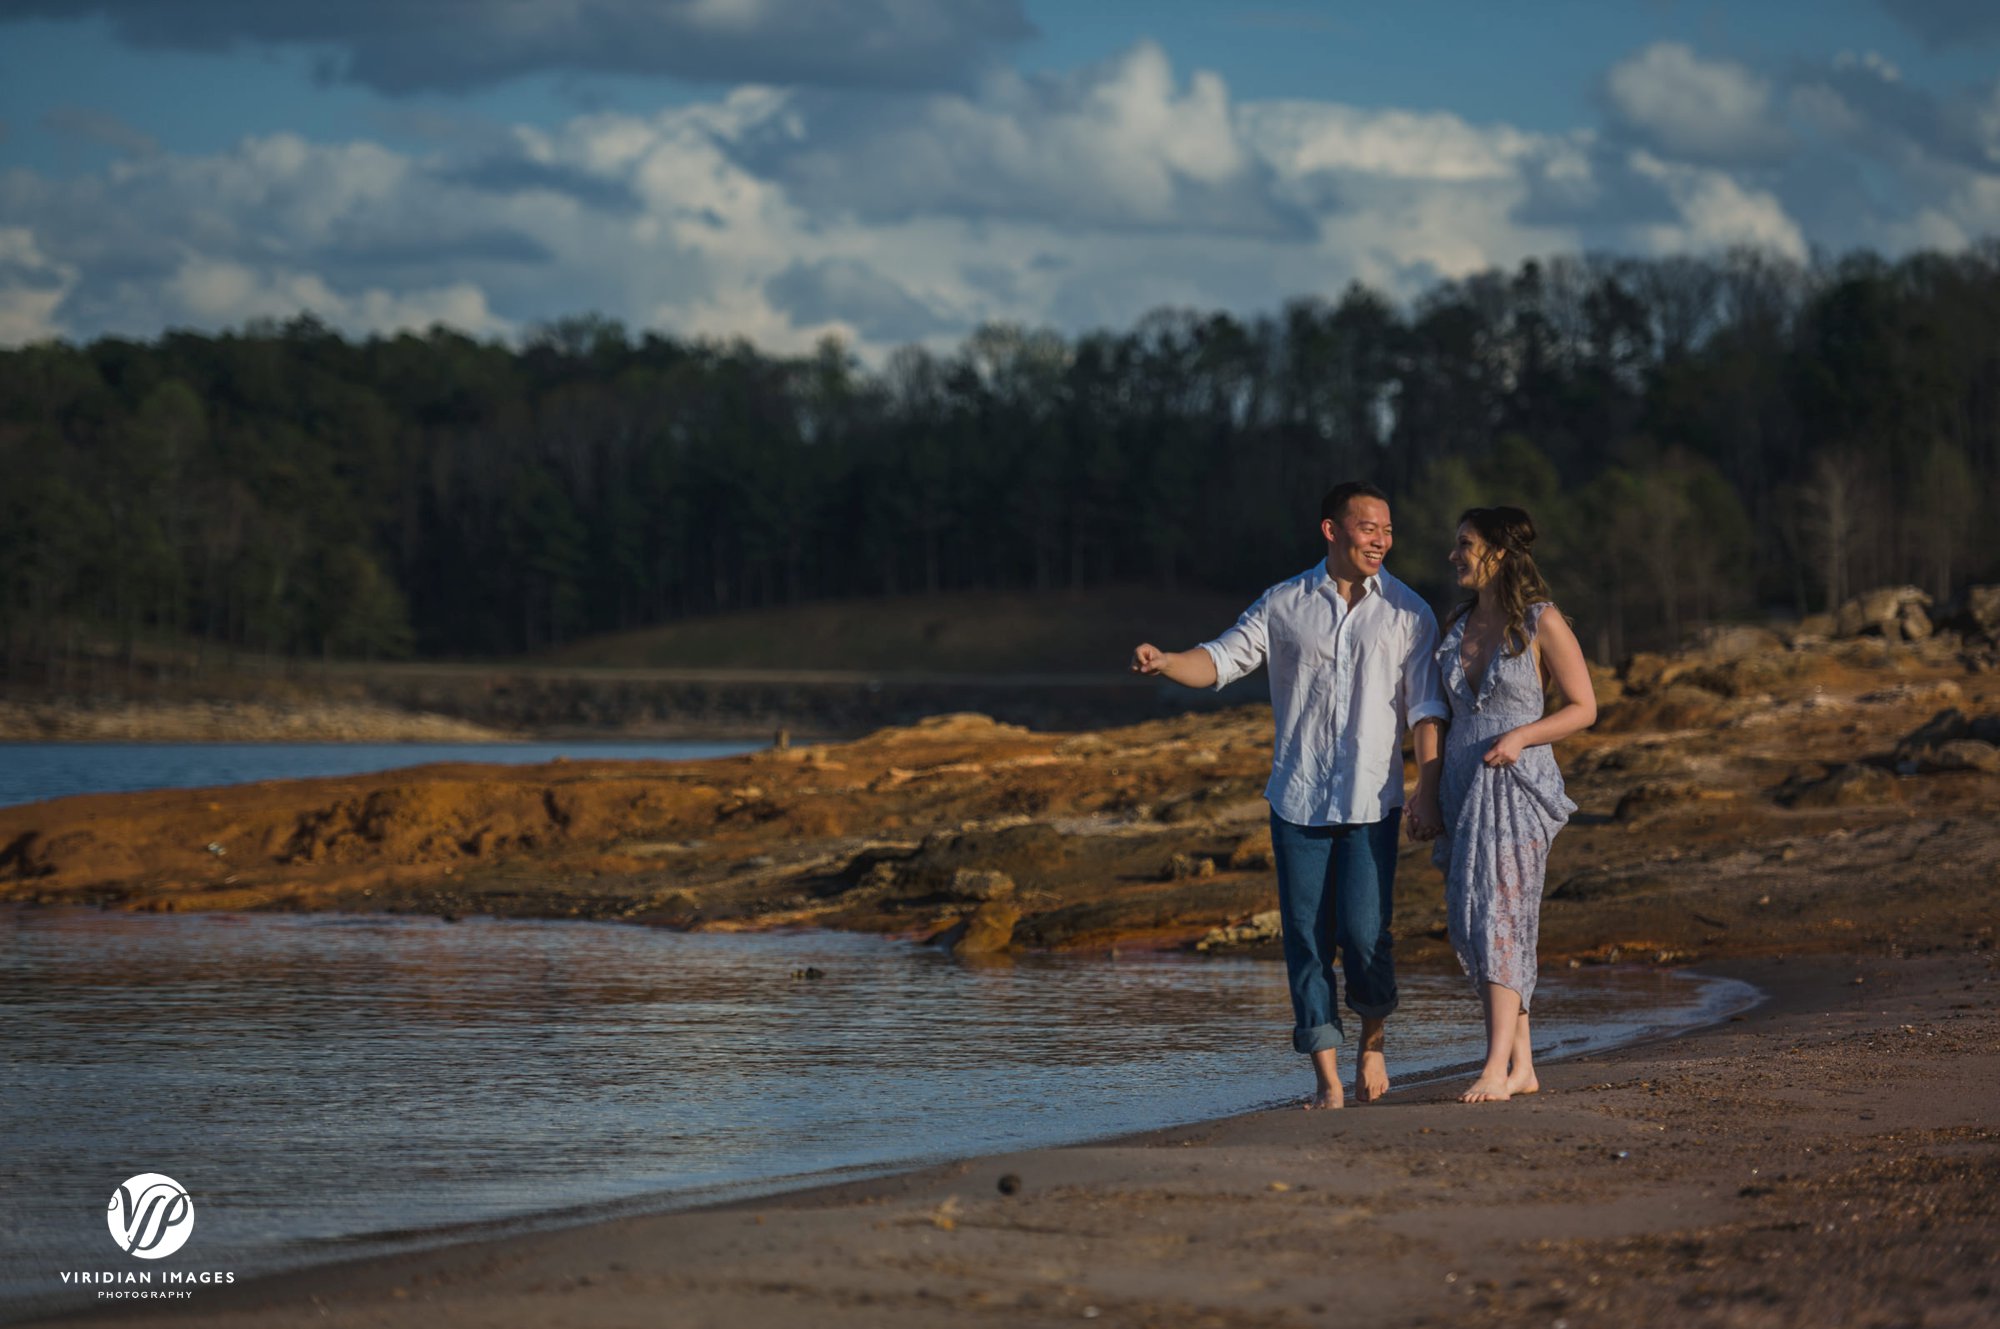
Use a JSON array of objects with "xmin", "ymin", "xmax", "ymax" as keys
[{"xmin": 1131, "ymin": 481, "xmax": 1446, "ymax": 1109}]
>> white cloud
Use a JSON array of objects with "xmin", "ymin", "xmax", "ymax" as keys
[
  {"xmin": 1236, "ymin": 101, "xmax": 1593, "ymax": 285},
  {"xmin": 163, "ymin": 256, "xmax": 506, "ymax": 337},
  {"xmin": 766, "ymin": 257, "xmax": 952, "ymax": 341},
  {"xmin": 38, "ymin": 105, "xmax": 158, "ymax": 157},
  {"xmin": 1874, "ymin": 173, "xmax": 2000, "ymax": 252},
  {"xmin": 1605, "ymin": 42, "xmax": 1792, "ymax": 163},
  {"xmin": 1627, "ymin": 152, "xmax": 1807, "ymax": 260},
  {"xmin": 759, "ymin": 42, "xmax": 1303, "ymax": 238},
  {"xmin": 1834, "ymin": 50, "xmax": 1902, "ymax": 83},
  {"xmin": 2, "ymin": 41, "xmax": 1998, "ymax": 356},
  {"xmin": 1241, "ymin": 102, "xmax": 1560, "ymax": 182},
  {"xmin": 0, "ymin": 226, "xmax": 74, "ymax": 343},
  {"xmin": 1972, "ymin": 84, "xmax": 2000, "ymax": 165}
]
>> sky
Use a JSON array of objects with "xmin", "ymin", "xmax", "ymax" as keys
[{"xmin": 1, "ymin": 1, "xmax": 1998, "ymax": 357}]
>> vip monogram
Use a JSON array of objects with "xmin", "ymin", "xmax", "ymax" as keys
[{"xmin": 107, "ymin": 1174, "xmax": 195, "ymax": 1259}]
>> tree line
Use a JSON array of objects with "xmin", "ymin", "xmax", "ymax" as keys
[{"xmin": 3, "ymin": 241, "xmax": 1997, "ymax": 675}]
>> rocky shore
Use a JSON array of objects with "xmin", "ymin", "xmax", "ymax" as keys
[
  {"xmin": 5, "ymin": 609, "xmax": 2000, "ymax": 973},
  {"xmin": 0, "ymin": 668, "xmax": 1244, "ymax": 743},
  {"xmin": 0, "ymin": 697, "xmax": 508, "ymax": 743}
]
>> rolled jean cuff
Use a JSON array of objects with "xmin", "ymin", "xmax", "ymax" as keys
[
  {"xmin": 1292, "ymin": 1022, "xmax": 1344, "ymax": 1054},
  {"xmin": 1346, "ymin": 995, "xmax": 1399, "ymax": 1021}
]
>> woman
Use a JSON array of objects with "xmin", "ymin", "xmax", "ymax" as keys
[{"xmin": 1432, "ymin": 507, "xmax": 1595, "ymax": 1103}]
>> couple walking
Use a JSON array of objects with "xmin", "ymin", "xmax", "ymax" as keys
[{"xmin": 1131, "ymin": 481, "xmax": 1596, "ymax": 1106}]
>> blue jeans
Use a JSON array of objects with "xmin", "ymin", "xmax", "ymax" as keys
[{"xmin": 1269, "ymin": 809, "xmax": 1402, "ymax": 1054}]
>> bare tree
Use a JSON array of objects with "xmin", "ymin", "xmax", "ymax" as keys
[
  {"xmin": 1909, "ymin": 440, "xmax": 1978, "ymax": 601},
  {"xmin": 1795, "ymin": 450, "xmax": 1869, "ymax": 610},
  {"xmin": 1625, "ymin": 254, "xmax": 1723, "ymax": 362}
]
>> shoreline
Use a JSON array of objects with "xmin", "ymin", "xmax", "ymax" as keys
[
  {"xmin": 1, "ymin": 912, "xmax": 1752, "ymax": 1329},
  {"xmin": 16, "ymin": 956, "xmax": 1750, "ymax": 1323},
  {"xmin": 0, "ymin": 705, "xmax": 797, "ymax": 746},
  {"xmin": 0, "ymin": 722, "xmax": 824, "ymax": 746},
  {"xmin": 0, "ymin": 659, "xmax": 1231, "ymax": 745},
  {"xmin": 29, "ymin": 949, "xmax": 1998, "ymax": 1328}
]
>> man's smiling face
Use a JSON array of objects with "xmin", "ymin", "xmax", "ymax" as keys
[{"xmin": 1324, "ymin": 496, "xmax": 1393, "ymax": 581}]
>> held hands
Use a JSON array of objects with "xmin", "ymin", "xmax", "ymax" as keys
[
  {"xmin": 1130, "ymin": 643, "xmax": 1168, "ymax": 675},
  {"xmin": 1405, "ymin": 791, "xmax": 1443, "ymax": 842},
  {"xmin": 1482, "ymin": 730, "xmax": 1527, "ymax": 768}
]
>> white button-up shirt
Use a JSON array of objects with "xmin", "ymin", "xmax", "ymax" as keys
[{"xmin": 1200, "ymin": 561, "xmax": 1448, "ymax": 827}]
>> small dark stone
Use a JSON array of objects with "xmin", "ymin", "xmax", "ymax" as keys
[
  {"xmin": 997, "ymin": 1172, "xmax": 1022, "ymax": 1195},
  {"xmin": 791, "ymin": 966, "xmax": 826, "ymax": 980}
]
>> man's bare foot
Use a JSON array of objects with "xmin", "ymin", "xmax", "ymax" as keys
[
  {"xmin": 1459, "ymin": 1075, "xmax": 1512, "ymax": 1103},
  {"xmin": 1353, "ymin": 1017, "xmax": 1390, "ymax": 1103},
  {"xmin": 1354, "ymin": 1049, "xmax": 1390, "ymax": 1103},
  {"xmin": 1303, "ymin": 1048, "xmax": 1344, "ymax": 1110}
]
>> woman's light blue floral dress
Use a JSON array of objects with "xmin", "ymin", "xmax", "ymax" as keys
[{"xmin": 1433, "ymin": 601, "xmax": 1576, "ymax": 1010}]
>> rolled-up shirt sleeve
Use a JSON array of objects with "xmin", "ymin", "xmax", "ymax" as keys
[
  {"xmin": 1401, "ymin": 607, "xmax": 1449, "ymax": 727},
  {"xmin": 1198, "ymin": 592, "xmax": 1271, "ymax": 691}
]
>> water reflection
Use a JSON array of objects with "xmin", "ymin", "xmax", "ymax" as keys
[{"xmin": 0, "ymin": 908, "xmax": 1754, "ymax": 1320}]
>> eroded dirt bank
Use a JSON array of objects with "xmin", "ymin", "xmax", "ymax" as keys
[{"xmin": 3, "ymin": 627, "xmax": 1998, "ymax": 973}]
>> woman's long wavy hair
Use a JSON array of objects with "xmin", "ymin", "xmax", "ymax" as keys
[{"xmin": 1445, "ymin": 505, "xmax": 1554, "ymax": 657}]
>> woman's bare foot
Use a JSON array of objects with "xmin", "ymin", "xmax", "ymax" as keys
[
  {"xmin": 1461, "ymin": 984, "xmax": 1524, "ymax": 1104},
  {"xmin": 1506, "ymin": 1014, "xmax": 1537, "ymax": 1095}
]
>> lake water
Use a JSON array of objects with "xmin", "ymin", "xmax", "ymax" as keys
[
  {"xmin": 0, "ymin": 740, "xmax": 765, "ymax": 809},
  {"xmin": 0, "ymin": 907, "xmax": 1759, "ymax": 1321}
]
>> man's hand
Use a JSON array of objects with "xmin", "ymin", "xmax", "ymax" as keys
[
  {"xmin": 1130, "ymin": 642, "xmax": 1218, "ymax": 688},
  {"xmin": 1405, "ymin": 791, "xmax": 1444, "ymax": 842},
  {"xmin": 1482, "ymin": 730, "xmax": 1527, "ymax": 768}
]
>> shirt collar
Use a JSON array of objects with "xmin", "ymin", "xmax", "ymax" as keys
[{"xmin": 1315, "ymin": 559, "xmax": 1382, "ymax": 598}]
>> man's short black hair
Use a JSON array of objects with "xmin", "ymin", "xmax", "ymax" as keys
[{"xmin": 1321, "ymin": 481, "xmax": 1390, "ymax": 523}]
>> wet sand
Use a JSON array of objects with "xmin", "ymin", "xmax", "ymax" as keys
[{"xmin": 36, "ymin": 950, "xmax": 1998, "ymax": 1329}]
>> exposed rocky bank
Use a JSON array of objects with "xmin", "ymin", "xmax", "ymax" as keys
[
  {"xmin": 5, "ymin": 609, "xmax": 1999, "ymax": 974},
  {"xmin": 0, "ymin": 696, "xmax": 509, "ymax": 743}
]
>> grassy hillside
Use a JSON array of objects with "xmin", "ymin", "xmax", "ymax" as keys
[{"xmin": 533, "ymin": 587, "xmax": 1259, "ymax": 675}]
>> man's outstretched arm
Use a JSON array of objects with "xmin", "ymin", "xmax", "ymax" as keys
[
  {"xmin": 1130, "ymin": 643, "xmax": 1220, "ymax": 688},
  {"xmin": 1133, "ymin": 593, "xmax": 1270, "ymax": 691}
]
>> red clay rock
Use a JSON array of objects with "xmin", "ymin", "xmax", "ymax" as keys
[
  {"xmin": 948, "ymin": 899, "xmax": 1023, "ymax": 955},
  {"xmin": 4, "ymin": 636, "xmax": 1999, "ymax": 970}
]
